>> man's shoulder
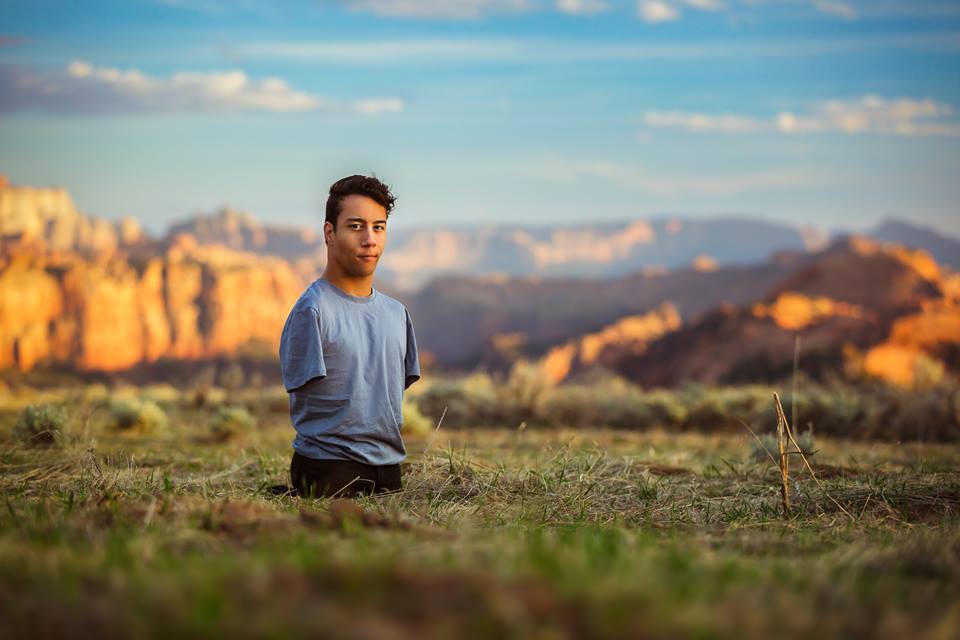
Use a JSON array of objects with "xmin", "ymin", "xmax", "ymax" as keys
[
  {"xmin": 375, "ymin": 289, "xmax": 410, "ymax": 316},
  {"xmin": 292, "ymin": 279, "xmax": 333, "ymax": 312}
]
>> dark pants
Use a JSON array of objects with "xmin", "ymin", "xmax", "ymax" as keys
[{"xmin": 289, "ymin": 451, "xmax": 402, "ymax": 498}]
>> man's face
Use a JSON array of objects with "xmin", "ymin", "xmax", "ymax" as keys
[{"xmin": 324, "ymin": 194, "xmax": 388, "ymax": 278}]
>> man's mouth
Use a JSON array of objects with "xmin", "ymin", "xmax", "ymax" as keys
[{"xmin": 358, "ymin": 254, "xmax": 379, "ymax": 261}]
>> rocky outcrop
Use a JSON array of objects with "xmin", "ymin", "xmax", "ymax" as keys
[
  {"xmin": 767, "ymin": 236, "xmax": 941, "ymax": 314},
  {"xmin": 0, "ymin": 177, "xmax": 318, "ymax": 372},
  {"xmin": 0, "ymin": 241, "xmax": 64, "ymax": 370},
  {"xmin": 751, "ymin": 293, "xmax": 867, "ymax": 331},
  {"xmin": 0, "ymin": 235, "xmax": 309, "ymax": 373},
  {"xmin": 870, "ymin": 218, "xmax": 960, "ymax": 271},
  {"xmin": 0, "ymin": 242, "xmax": 307, "ymax": 371},
  {"xmin": 613, "ymin": 237, "xmax": 957, "ymax": 388},
  {"xmin": 383, "ymin": 218, "xmax": 812, "ymax": 290},
  {"xmin": 407, "ymin": 257, "xmax": 806, "ymax": 370},
  {"xmin": 166, "ymin": 206, "xmax": 324, "ymax": 260},
  {"xmin": 0, "ymin": 175, "xmax": 146, "ymax": 254},
  {"xmin": 3, "ymin": 175, "xmax": 959, "ymax": 385},
  {"xmin": 862, "ymin": 274, "xmax": 960, "ymax": 386},
  {"xmin": 539, "ymin": 303, "xmax": 681, "ymax": 384}
]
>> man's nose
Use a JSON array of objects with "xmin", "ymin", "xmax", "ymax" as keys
[{"xmin": 361, "ymin": 228, "xmax": 377, "ymax": 246}]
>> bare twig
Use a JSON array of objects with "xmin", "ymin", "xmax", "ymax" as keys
[
  {"xmin": 792, "ymin": 335, "xmax": 801, "ymax": 434},
  {"xmin": 421, "ymin": 405, "xmax": 448, "ymax": 456},
  {"xmin": 733, "ymin": 416, "xmax": 780, "ymax": 469},
  {"xmin": 773, "ymin": 393, "xmax": 791, "ymax": 518},
  {"xmin": 780, "ymin": 409, "xmax": 857, "ymax": 522}
]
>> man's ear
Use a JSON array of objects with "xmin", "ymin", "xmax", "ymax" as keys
[{"xmin": 323, "ymin": 220, "xmax": 334, "ymax": 246}]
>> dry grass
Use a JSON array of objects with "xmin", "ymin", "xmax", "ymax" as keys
[{"xmin": 0, "ymin": 392, "xmax": 958, "ymax": 639}]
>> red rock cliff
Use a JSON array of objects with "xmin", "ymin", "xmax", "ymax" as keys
[{"xmin": 0, "ymin": 178, "xmax": 311, "ymax": 372}]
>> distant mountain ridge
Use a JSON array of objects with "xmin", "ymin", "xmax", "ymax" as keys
[
  {"xmin": 0, "ymin": 174, "xmax": 145, "ymax": 254},
  {"xmin": 552, "ymin": 236, "xmax": 960, "ymax": 388},
  {"xmin": 2, "ymin": 175, "xmax": 958, "ymax": 386},
  {"xmin": 165, "ymin": 207, "xmax": 323, "ymax": 261},
  {"xmin": 0, "ymin": 178, "xmax": 311, "ymax": 373},
  {"xmin": 94, "ymin": 210, "xmax": 960, "ymax": 291},
  {"xmin": 870, "ymin": 219, "xmax": 960, "ymax": 271},
  {"xmin": 4, "ymin": 174, "xmax": 955, "ymax": 291},
  {"xmin": 381, "ymin": 218, "xmax": 820, "ymax": 289},
  {"xmin": 160, "ymin": 209, "xmax": 821, "ymax": 290},
  {"xmin": 405, "ymin": 255, "xmax": 808, "ymax": 370}
]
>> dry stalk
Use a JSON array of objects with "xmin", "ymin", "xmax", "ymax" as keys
[
  {"xmin": 421, "ymin": 405, "xmax": 448, "ymax": 456},
  {"xmin": 779, "ymin": 407, "xmax": 856, "ymax": 522},
  {"xmin": 735, "ymin": 417, "xmax": 779, "ymax": 469},
  {"xmin": 773, "ymin": 392, "xmax": 791, "ymax": 518},
  {"xmin": 792, "ymin": 335, "xmax": 801, "ymax": 434}
]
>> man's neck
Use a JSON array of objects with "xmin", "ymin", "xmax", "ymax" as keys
[{"xmin": 321, "ymin": 269, "xmax": 374, "ymax": 297}]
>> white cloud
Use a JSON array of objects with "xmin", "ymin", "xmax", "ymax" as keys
[
  {"xmin": 340, "ymin": 0, "xmax": 531, "ymax": 19},
  {"xmin": 152, "ymin": 0, "xmax": 282, "ymax": 18},
  {"xmin": 637, "ymin": 0, "xmax": 725, "ymax": 23},
  {"xmin": 639, "ymin": 0, "xmax": 680, "ymax": 22},
  {"xmin": 778, "ymin": 95, "xmax": 958, "ymax": 135},
  {"xmin": 237, "ymin": 32, "xmax": 960, "ymax": 65},
  {"xmin": 556, "ymin": 0, "xmax": 610, "ymax": 14},
  {"xmin": 0, "ymin": 60, "xmax": 404, "ymax": 115},
  {"xmin": 643, "ymin": 96, "xmax": 960, "ymax": 136},
  {"xmin": 643, "ymin": 111, "xmax": 766, "ymax": 133},
  {"xmin": 539, "ymin": 157, "xmax": 821, "ymax": 196},
  {"xmin": 811, "ymin": 0, "xmax": 857, "ymax": 19},
  {"xmin": 155, "ymin": 0, "xmax": 228, "ymax": 12},
  {"xmin": 353, "ymin": 97, "xmax": 406, "ymax": 114},
  {"xmin": 239, "ymin": 39, "xmax": 527, "ymax": 63},
  {"xmin": 683, "ymin": 0, "xmax": 724, "ymax": 10}
]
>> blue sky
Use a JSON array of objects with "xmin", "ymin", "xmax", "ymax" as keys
[{"xmin": 1, "ymin": 0, "xmax": 959, "ymax": 236}]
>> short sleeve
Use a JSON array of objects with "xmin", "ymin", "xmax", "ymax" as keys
[
  {"xmin": 278, "ymin": 305, "xmax": 326, "ymax": 393},
  {"xmin": 403, "ymin": 307, "xmax": 421, "ymax": 390}
]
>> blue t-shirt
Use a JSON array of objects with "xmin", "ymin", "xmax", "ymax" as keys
[{"xmin": 278, "ymin": 278, "xmax": 421, "ymax": 465}]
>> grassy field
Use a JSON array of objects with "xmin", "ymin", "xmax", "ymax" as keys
[{"xmin": 1, "ymin": 390, "xmax": 959, "ymax": 639}]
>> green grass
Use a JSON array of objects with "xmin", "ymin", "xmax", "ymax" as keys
[{"xmin": 1, "ymin": 392, "xmax": 959, "ymax": 639}]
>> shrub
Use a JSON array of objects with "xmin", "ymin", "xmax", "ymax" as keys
[
  {"xmin": 789, "ymin": 387, "xmax": 864, "ymax": 437},
  {"xmin": 681, "ymin": 385, "xmax": 771, "ymax": 432},
  {"xmin": 418, "ymin": 373, "xmax": 499, "ymax": 427},
  {"xmin": 642, "ymin": 390, "xmax": 689, "ymax": 428},
  {"xmin": 210, "ymin": 405, "xmax": 256, "ymax": 441},
  {"xmin": 537, "ymin": 384, "xmax": 658, "ymax": 429},
  {"xmin": 141, "ymin": 384, "xmax": 181, "ymax": 405},
  {"xmin": 603, "ymin": 390, "xmax": 658, "ymax": 429},
  {"xmin": 749, "ymin": 428, "xmax": 816, "ymax": 463},
  {"xmin": 537, "ymin": 385, "xmax": 599, "ymax": 428},
  {"xmin": 262, "ymin": 385, "xmax": 291, "ymax": 414},
  {"xmin": 402, "ymin": 397, "xmax": 433, "ymax": 436},
  {"xmin": 109, "ymin": 398, "xmax": 169, "ymax": 434},
  {"xmin": 409, "ymin": 371, "xmax": 960, "ymax": 442},
  {"xmin": 13, "ymin": 404, "xmax": 67, "ymax": 447},
  {"xmin": 498, "ymin": 361, "xmax": 552, "ymax": 425},
  {"xmin": 81, "ymin": 384, "xmax": 109, "ymax": 404},
  {"xmin": 219, "ymin": 363, "xmax": 246, "ymax": 403},
  {"xmin": 875, "ymin": 382, "xmax": 960, "ymax": 441},
  {"xmin": 190, "ymin": 386, "xmax": 227, "ymax": 409}
]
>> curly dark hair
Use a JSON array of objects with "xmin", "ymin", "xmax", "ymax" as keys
[{"xmin": 325, "ymin": 174, "xmax": 396, "ymax": 228}]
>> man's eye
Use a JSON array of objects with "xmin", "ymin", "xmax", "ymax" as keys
[
  {"xmin": 350, "ymin": 224, "xmax": 362, "ymax": 230},
  {"xmin": 374, "ymin": 225, "xmax": 385, "ymax": 231}
]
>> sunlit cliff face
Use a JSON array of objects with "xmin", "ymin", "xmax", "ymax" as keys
[
  {"xmin": 0, "ymin": 177, "xmax": 129, "ymax": 254},
  {"xmin": 539, "ymin": 303, "xmax": 682, "ymax": 384},
  {"xmin": 751, "ymin": 292, "xmax": 866, "ymax": 331}
]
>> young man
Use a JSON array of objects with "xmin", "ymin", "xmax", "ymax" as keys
[{"xmin": 277, "ymin": 174, "xmax": 420, "ymax": 498}]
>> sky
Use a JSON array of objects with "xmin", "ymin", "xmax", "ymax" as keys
[{"xmin": 1, "ymin": 0, "xmax": 959, "ymax": 236}]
